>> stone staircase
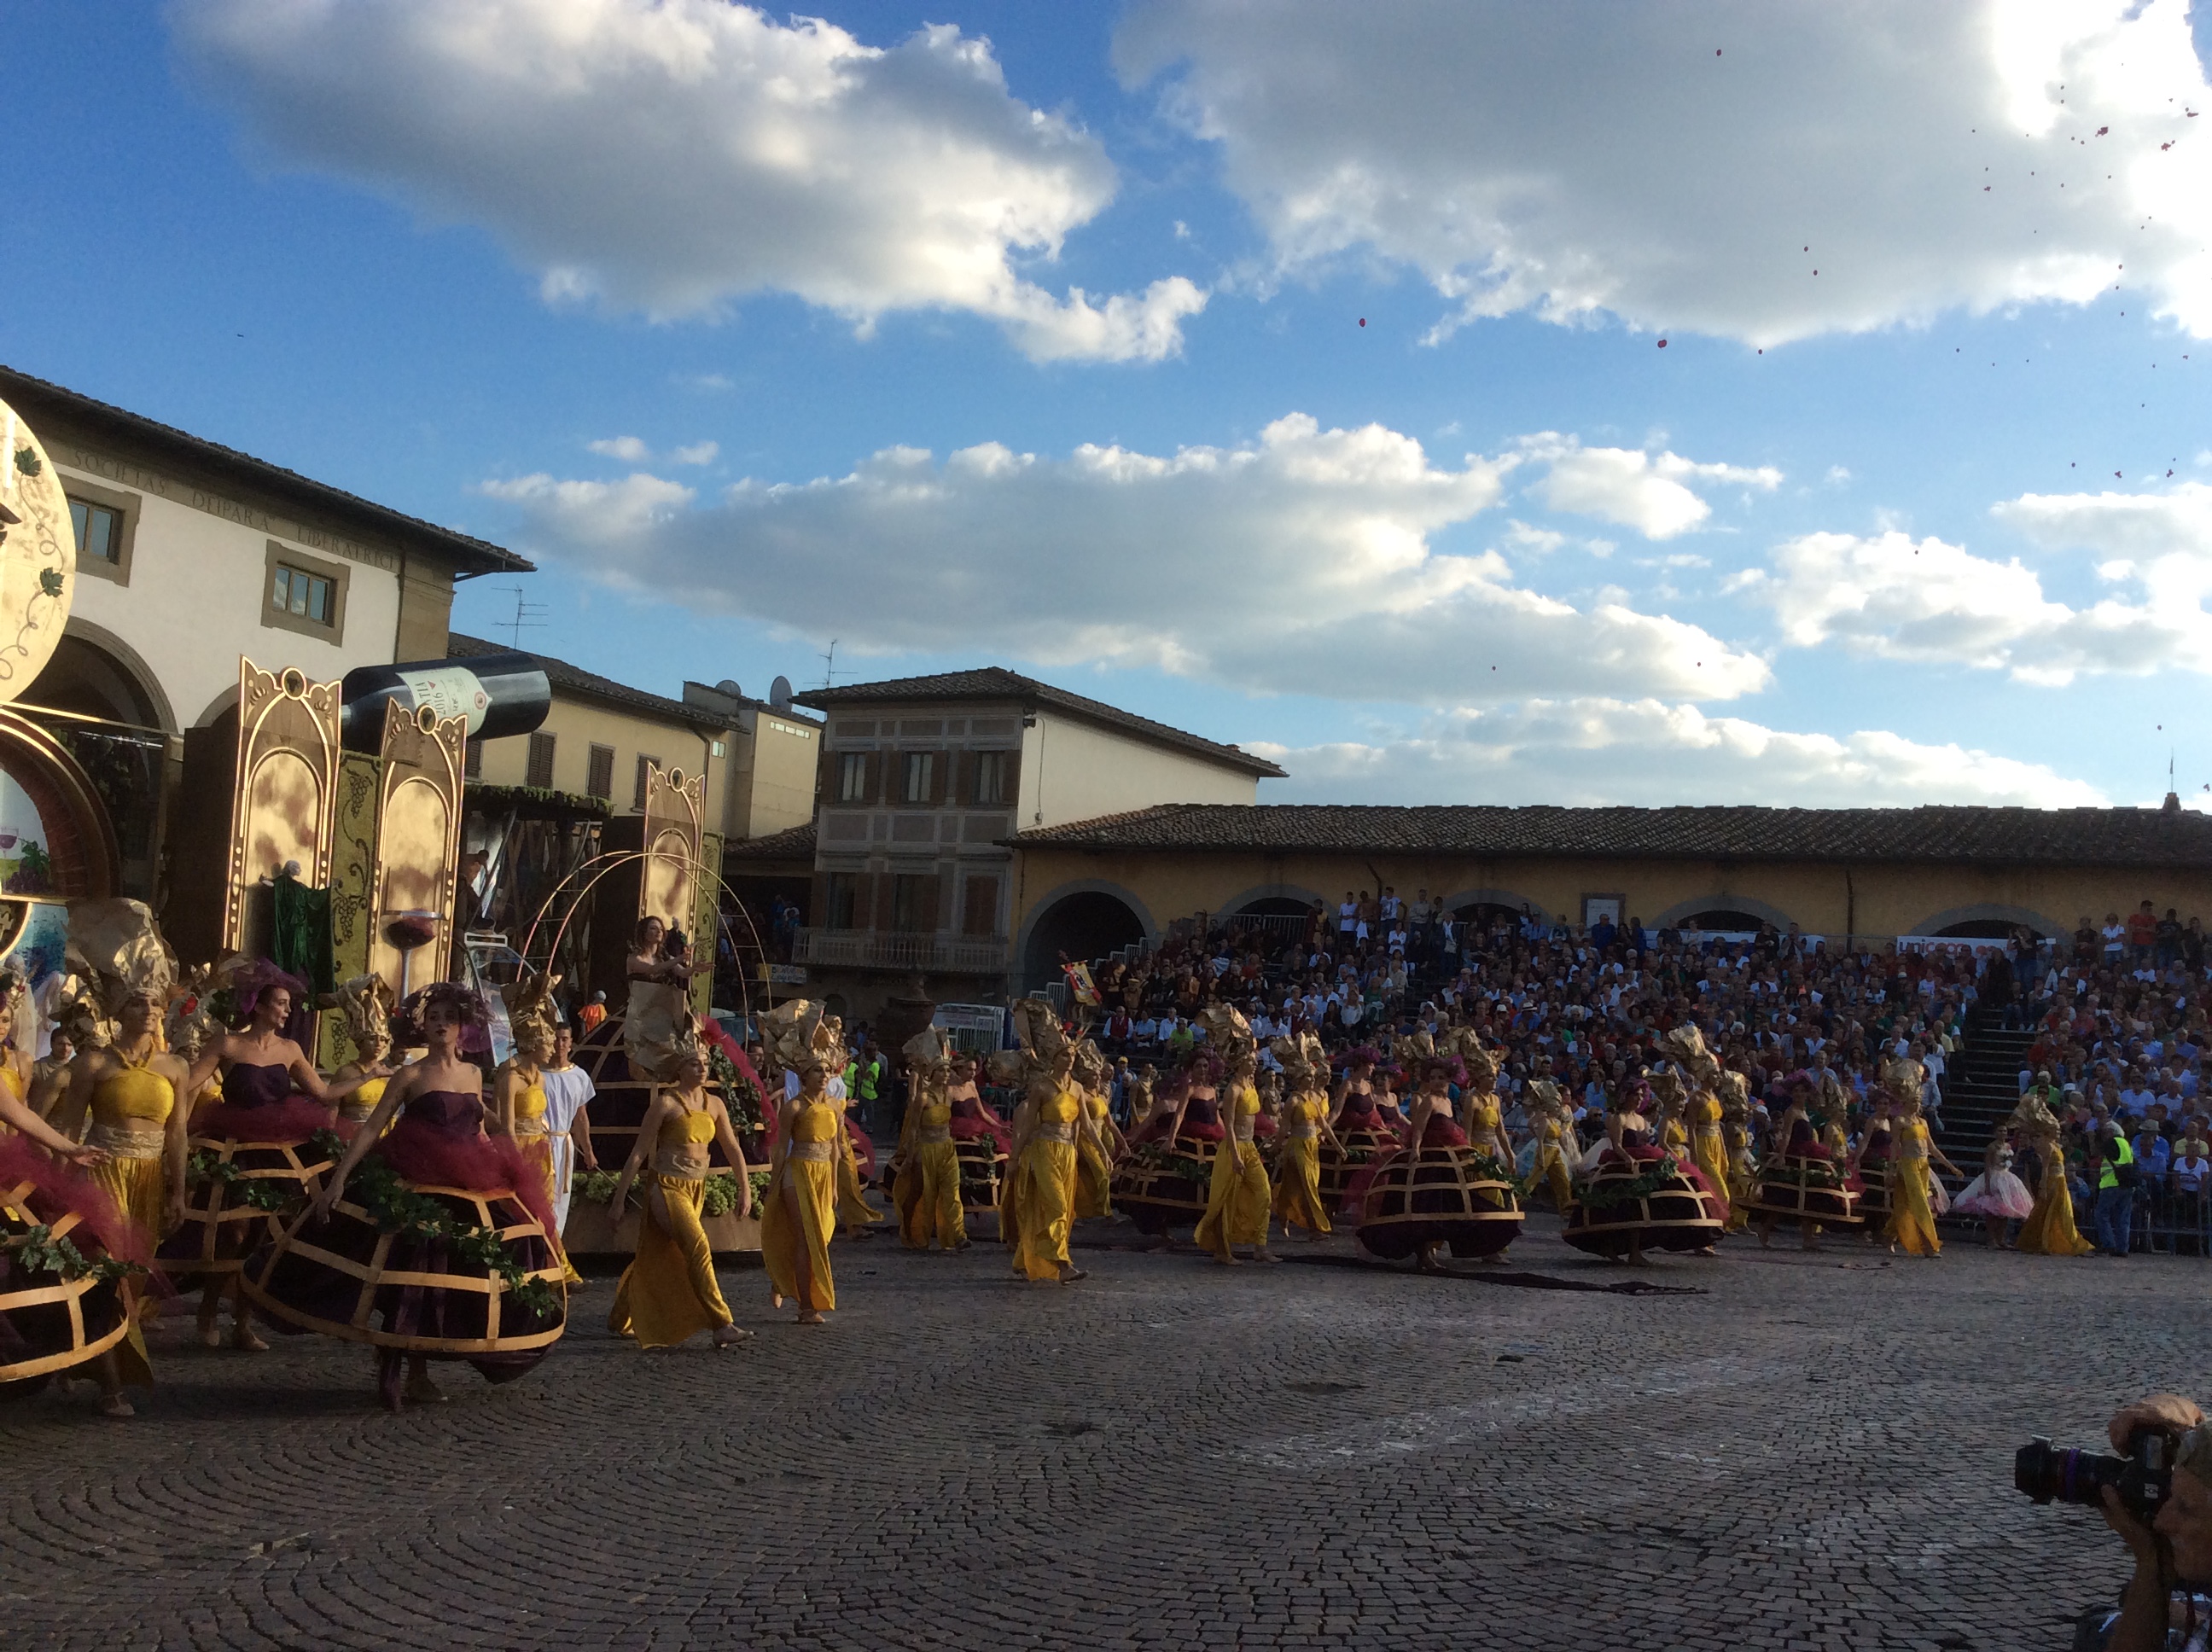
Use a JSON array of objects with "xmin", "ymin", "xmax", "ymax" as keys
[{"xmin": 1936, "ymin": 1009, "xmax": 2032, "ymax": 1166}]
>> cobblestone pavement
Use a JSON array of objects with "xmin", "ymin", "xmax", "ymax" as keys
[{"xmin": 3, "ymin": 1214, "xmax": 2203, "ymax": 1650}]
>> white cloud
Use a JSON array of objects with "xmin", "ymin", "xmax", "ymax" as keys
[
  {"xmin": 1518, "ymin": 434, "xmax": 1780, "ymax": 538},
  {"xmin": 1254, "ymin": 699, "xmax": 2105, "ymax": 807},
  {"xmin": 484, "ymin": 413, "xmax": 1771, "ymax": 707},
  {"xmin": 588, "ymin": 434, "xmax": 719, "ymax": 467},
  {"xmin": 1117, "ymin": 0, "xmax": 2212, "ymax": 345},
  {"xmin": 1740, "ymin": 493, "xmax": 2212, "ymax": 683},
  {"xmin": 176, "ymin": 0, "xmax": 1206, "ymax": 362}
]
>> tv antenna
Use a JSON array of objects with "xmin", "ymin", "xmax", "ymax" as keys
[
  {"xmin": 498, "ymin": 584, "xmax": 546, "ymax": 650},
  {"xmin": 819, "ymin": 638, "xmax": 853, "ymax": 689}
]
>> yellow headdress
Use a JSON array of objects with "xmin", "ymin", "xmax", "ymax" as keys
[
  {"xmin": 67, "ymin": 898, "xmax": 176, "ymax": 1022},
  {"xmin": 333, "ymin": 973, "xmax": 397, "ymax": 1062}
]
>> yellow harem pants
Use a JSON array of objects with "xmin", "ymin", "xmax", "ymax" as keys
[
  {"xmin": 894, "ymin": 1140, "xmax": 966, "ymax": 1251},
  {"xmin": 763, "ymin": 1157, "xmax": 838, "ymax": 1310},
  {"xmin": 1271, "ymin": 1135, "xmax": 1330, "ymax": 1234},
  {"xmin": 836, "ymin": 1134, "xmax": 882, "ymax": 1230},
  {"xmin": 1008, "ymin": 1137, "xmax": 1076, "ymax": 1281},
  {"xmin": 1887, "ymin": 1156, "xmax": 1941, "ymax": 1256},
  {"xmin": 2017, "ymin": 1153, "xmax": 2094, "ymax": 1256},
  {"xmin": 84, "ymin": 1152, "xmax": 160, "ymax": 1387},
  {"xmin": 521, "ymin": 1135, "xmax": 584, "ymax": 1283},
  {"xmin": 1691, "ymin": 1129, "xmax": 1731, "ymax": 1222},
  {"xmin": 1074, "ymin": 1135, "xmax": 1114, "ymax": 1219},
  {"xmin": 608, "ymin": 1174, "xmax": 734, "ymax": 1347},
  {"xmin": 1196, "ymin": 1139, "xmax": 1271, "ymax": 1259},
  {"xmin": 1533, "ymin": 1146, "xmax": 1575, "ymax": 1213}
]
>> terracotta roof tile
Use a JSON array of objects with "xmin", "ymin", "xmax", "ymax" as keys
[
  {"xmin": 1010, "ymin": 803, "xmax": 2212, "ymax": 867},
  {"xmin": 794, "ymin": 666, "xmax": 1284, "ymax": 777}
]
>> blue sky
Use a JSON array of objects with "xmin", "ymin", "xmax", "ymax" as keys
[{"xmin": 9, "ymin": 2, "xmax": 2212, "ymax": 808}]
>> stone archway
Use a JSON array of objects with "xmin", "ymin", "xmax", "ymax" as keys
[
  {"xmin": 1016, "ymin": 881, "xmax": 1155, "ymax": 991},
  {"xmin": 1649, "ymin": 893, "xmax": 1800, "ymax": 933},
  {"xmin": 1909, "ymin": 902, "xmax": 2065, "ymax": 939}
]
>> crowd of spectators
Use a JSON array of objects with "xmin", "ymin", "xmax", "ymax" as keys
[{"xmin": 1070, "ymin": 891, "xmax": 2212, "ymax": 1250}]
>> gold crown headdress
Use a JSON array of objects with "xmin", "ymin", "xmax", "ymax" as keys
[
  {"xmin": 501, "ymin": 967, "xmax": 562, "ymax": 1058},
  {"xmin": 333, "ymin": 973, "xmax": 397, "ymax": 1062},
  {"xmin": 53, "ymin": 975, "xmax": 113, "ymax": 1052},
  {"xmin": 67, "ymin": 898, "xmax": 176, "ymax": 1023}
]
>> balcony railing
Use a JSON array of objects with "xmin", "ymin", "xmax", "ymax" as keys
[{"xmin": 793, "ymin": 928, "xmax": 1008, "ymax": 974}]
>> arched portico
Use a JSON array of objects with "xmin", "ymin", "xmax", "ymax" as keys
[{"xmin": 1015, "ymin": 879, "xmax": 1156, "ymax": 991}]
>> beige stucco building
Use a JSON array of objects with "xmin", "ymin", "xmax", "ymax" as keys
[
  {"xmin": 1, "ymin": 364, "xmax": 527, "ymax": 909},
  {"xmin": 1007, "ymin": 801, "xmax": 2212, "ymax": 988},
  {"xmin": 785, "ymin": 667, "xmax": 1283, "ymax": 1017}
]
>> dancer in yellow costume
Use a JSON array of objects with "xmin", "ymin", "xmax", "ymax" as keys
[
  {"xmin": 892, "ymin": 1032, "xmax": 966, "ymax": 1252},
  {"xmin": 1004, "ymin": 1045, "xmax": 1090, "ymax": 1284},
  {"xmin": 606, "ymin": 1037, "xmax": 754, "ymax": 1349},
  {"xmin": 50, "ymin": 904, "xmax": 190, "ymax": 1416},
  {"xmin": 1071, "ymin": 1041, "xmax": 1125, "ymax": 1219},
  {"xmin": 1196, "ymin": 1051, "xmax": 1276, "ymax": 1265},
  {"xmin": 762, "ymin": 1057, "xmax": 841, "ymax": 1321},
  {"xmin": 1270, "ymin": 1038, "xmax": 1341, "ymax": 1239},
  {"xmin": 493, "ymin": 972, "xmax": 580, "ymax": 1283},
  {"xmin": 1522, "ymin": 1079, "xmax": 1578, "ymax": 1213},
  {"xmin": 2010, "ymin": 1087, "xmax": 2093, "ymax": 1256},
  {"xmin": 1883, "ymin": 1083, "xmax": 1958, "ymax": 1258},
  {"xmin": 329, "ymin": 974, "xmax": 396, "ymax": 1141}
]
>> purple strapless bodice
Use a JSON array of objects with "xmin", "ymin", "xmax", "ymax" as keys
[
  {"xmin": 400, "ymin": 1090, "xmax": 488, "ymax": 1134},
  {"xmin": 225, "ymin": 1062, "xmax": 296, "ymax": 1108}
]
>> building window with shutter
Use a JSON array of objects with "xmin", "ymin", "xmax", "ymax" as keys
[
  {"xmin": 892, "ymin": 872, "xmax": 935, "ymax": 932},
  {"xmin": 836, "ymin": 751, "xmax": 870, "ymax": 802},
  {"xmin": 972, "ymin": 750, "xmax": 1007, "ymax": 805},
  {"xmin": 464, "ymin": 737, "xmax": 483, "ymax": 780},
  {"xmin": 526, "ymin": 731, "xmax": 556, "ymax": 789},
  {"xmin": 586, "ymin": 743, "xmax": 615, "ymax": 800},
  {"xmin": 962, "ymin": 875, "xmax": 1001, "ymax": 937},
  {"xmin": 825, "ymin": 872, "xmax": 861, "ymax": 929},
  {"xmin": 901, "ymin": 751, "xmax": 934, "ymax": 804},
  {"xmin": 634, "ymin": 753, "xmax": 661, "ymax": 809}
]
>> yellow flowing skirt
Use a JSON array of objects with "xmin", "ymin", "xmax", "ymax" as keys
[
  {"xmin": 2017, "ymin": 1152, "xmax": 2094, "ymax": 1256},
  {"xmin": 84, "ymin": 1154, "xmax": 160, "ymax": 1388},
  {"xmin": 608, "ymin": 1175, "xmax": 733, "ymax": 1348},
  {"xmin": 763, "ymin": 1158, "xmax": 837, "ymax": 1310},
  {"xmin": 836, "ymin": 1137, "xmax": 882, "ymax": 1230},
  {"xmin": 1534, "ymin": 1144, "xmax": 1575, "ymax": 1213},
  {"xmin": 1271, "ymin": 1135, "xmax": 1330, "ymax": 1234},
  {"xmin": 519, "ymin": 1136, "xmax": 582, "ymax": 1284},
  {"xmin": 1691, "ymin": 1130, "xmax": 1730, "ymax": 1216},
  {"xmin": 1887, "ymin": 1156, "xmax": 1941, "ymax": 1256},
  {"xmin": 1196, "ymin": 1139, "xmax": 1271, "ymax": 1259},
  {"xmin": 1008, "ymin": 1137, "xmax": 1076, "ymax": 1281},
  {"xmin": 1074, "ymin": 1135, "xmax": 1114, "ymax": 1219},
  {"xmin": 894, "ymin": 1140, "xmax": 966, "ymax": 1251}
]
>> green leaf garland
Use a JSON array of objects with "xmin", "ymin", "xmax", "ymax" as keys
[{"xmin": 344, "ymin": 1152, "xmax": 559, "ymax": 1321}]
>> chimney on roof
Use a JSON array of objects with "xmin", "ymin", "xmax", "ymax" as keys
[{"xmin": 2163, "ymin": 791, "xmax": 2182, "ymax": 815}]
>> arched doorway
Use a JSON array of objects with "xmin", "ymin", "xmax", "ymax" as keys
[
  {"xmin": 1934, "ymin": 919, "xmax": 2021, "ymax": 939},
  {"xmin": 28, "ymin": 627, "xmax": 172, "ymax": 731},
  {"xmin": 1681, "ymin": 908, "xmax": 1771, "ymax": 932},
  {"xmin": 1236, "ymin": 897, "xmax": 1313, "ymax": 916},
  {"xmin": 1021, "ymin": 888, "xmax": 1147, "ymax": 988}
]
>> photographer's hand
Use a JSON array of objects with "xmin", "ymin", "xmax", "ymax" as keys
[
  {"xmin": 2102, "ymin": 1484, "xmax": 2174, "ymax": 1652},
  {"xmin": 2110, "ymin": 1393, "xmax": 2204, "ymax": 1452}
]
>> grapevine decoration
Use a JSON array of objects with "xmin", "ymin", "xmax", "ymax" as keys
[
  {"xmin": 10, "ymin": 1224, "xmax": 143, "ymax": 1284},
  {"xmin": 188, "ymin": 1148, "xmax": 300, "ymax": 1213},
  {"xmin": 1578, "ymin": 1154, "xmax": 1694, "ymax": 1212}
]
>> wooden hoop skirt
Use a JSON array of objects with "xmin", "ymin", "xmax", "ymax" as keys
[
  {"xmin": 0, "ymin": 1172, "xmax": 130, "ymax": 1391},
  {"xmin": 161, "ymin": 1134, "xmax": 335, "ymax": 1281},
  {"xmin": 242, "ymin": 1185, "xmax": 566, "ymax": 1365},
  {"xmin": 1740, "ymin": 1152, "xmax": 1863, "ymax": 1228},
  {"xmin": 1318, "ymin": 1126, "xmax": 1402, "ymax": 1211},
  {"xmin": 1854, "ymin": 1159, "xmax": 1893, "ymax": 1226},
  {"xmin": 1561, "ymin": 1155, "xmax": 1726, "ymax": 1258},
  {"xmin": 1112, "ymin": 1138, "xmax": 1220, "ymax": 1235},
  {"xmin": 1353, "ymin": 1146, "xmax": 1522, "ymax": 1260},
  {"xmin": 955, "ymin": 1136, "xmax": 1010, "ymax": 1216}
]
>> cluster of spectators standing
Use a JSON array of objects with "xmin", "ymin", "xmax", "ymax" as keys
[{"xmin": 1995, "ymin": 900, "xmax": 2212, "ymax": 1255}]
